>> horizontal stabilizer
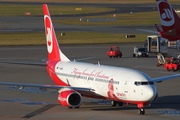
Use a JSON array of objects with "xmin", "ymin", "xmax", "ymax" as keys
[
  {"xmin": 155, "ymin": 24, "xmax": 162, "ymax": 32},
  {"xmin": 136, "ymin": 28, "xmax": 159, "ymax": 34}
]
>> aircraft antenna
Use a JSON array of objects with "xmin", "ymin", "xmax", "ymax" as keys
[{"xmin": 98, "ymin": 61, "xmax": 100, "ymax": 66}]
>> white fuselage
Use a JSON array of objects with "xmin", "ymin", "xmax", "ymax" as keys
[{"xmin": 54, "ymin": 61, "xmax": 157, "ymax": 103}]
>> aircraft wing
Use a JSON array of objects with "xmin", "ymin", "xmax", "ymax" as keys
[
  {"xmin": 0, "ymin": 81, "xmax": 105, "ymax": 98},
  {"xmin": 74, "ymin": 56, "xmax": 96, "ymax": 62},
  {"xmin": 152, "ymin": 74, "xmax": 180, "ymax": 83},
  {"xmin": 0, "ymin": 61, "xmax": 46, "ymax": 66},
  {"xmin": 0, "ymin": 56, "xmax": 95, "ymax": 65},
  {"xmin": 0, "ymin": 82, "xmax": 94, "ymax": 92}
]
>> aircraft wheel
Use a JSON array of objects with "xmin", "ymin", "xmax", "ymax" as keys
[
  {"xmin": 157, "ymin": 64, "xmax": 160, "ymax": 67},
  {"xmin": 138, "ymin": 108, "xmax": 145, "ymax": 115},
  {"xmin": 133, "ymin": 54, "xmax": 135, "ymax": 57},
  {"xmin": 118, "ymin": 102, "xmax": 123, "ymax": 106},
  {"xmin": 111, "ymin": 101, "xmax": 117, "ymax": 107},
  {"xmin": 172, "ymin": 67, "xmax": 177, "ymax": 72}
]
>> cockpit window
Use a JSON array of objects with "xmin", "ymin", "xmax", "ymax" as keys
[{"xmin": 134, "ymin": 81, "xmax": 154, "ymax": 86}]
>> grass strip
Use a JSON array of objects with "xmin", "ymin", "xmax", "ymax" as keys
[
  {"xmin": 0, "ymin": 32, "xmax": 148, "ymax": 46},
  {"xmin": 53, "ymin": 11, "xmax": 161, "ymax": 26},
  {"xmin": 1, "ymin": 0, "xmax": 180, "ymax": 4},
  {"xmin": 0, "ymin": 4, "xmax": 115, "ymax": 16},
  {"xmin": 1, "ymin": 3, "xmax": 180, "ymax": 26}
]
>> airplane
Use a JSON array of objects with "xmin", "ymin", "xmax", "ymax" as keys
[
  {"xmin": 137, "ymin": 0, "xmax": 180, "ymax": 41},
  {"xmin": 1, "ymin": 4, "xmax": 180, "ymax": 115}
]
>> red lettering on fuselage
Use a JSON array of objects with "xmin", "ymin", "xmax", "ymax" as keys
[
  {"xmin": 116, "ymin": 92, "xmax": 126, "ymax": 97},
  {"xmin": 71, "ymin": 68, "xmax": 109, "ymax": 79}
]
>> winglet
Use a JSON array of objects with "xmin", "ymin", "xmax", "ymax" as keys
[{"xmin": 43, "ymin": 4, "xmax": 70, "ymax": 62}]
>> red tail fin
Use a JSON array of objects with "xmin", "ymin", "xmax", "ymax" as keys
[
  {"xmin": 156, "ymin": 0, "xmax": 180, "ymax": 32},
  {"xmin": 43, "ymin": 4, "xmax": 69, "ymax": 62}
]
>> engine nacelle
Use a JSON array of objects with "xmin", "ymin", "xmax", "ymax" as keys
[{"xmin": 58, "ymin": 88, "xmax": 82, "ymax": 107}]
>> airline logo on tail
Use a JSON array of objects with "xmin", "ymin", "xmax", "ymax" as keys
[
  {"xmin": 157, "ymin": 0, "xmax": 174, "ymax": 26},
  {"xmin": 43, "ymin": 4, "xmax": 62, "ymax": 61},
  {"xmin": 43, "ymin": 4, "xmax": 69, "ymax": 62},
  {"xmin": 44, "ymin": 15, "xmax": 53, "ymax": 53}
]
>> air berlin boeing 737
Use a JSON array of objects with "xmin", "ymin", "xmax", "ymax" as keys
[{"xmin": 0, "ymin": 4, "xmax": 180, "ymax": 115}]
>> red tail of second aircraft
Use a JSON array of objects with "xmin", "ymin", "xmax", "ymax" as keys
[
  {"xmin": 156, "ymin": 0, "xmax": 180, "ymax": 40},
  {"xmin": 43, "ymin": 4, "xmax": 69, "ymax": 62}
]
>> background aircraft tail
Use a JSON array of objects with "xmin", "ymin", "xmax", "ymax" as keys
[
  {"xmin": 156, "ymin": 0, "xmax": 180, "ymax": 32},
  {"xmin": 43, "ymin": 4, "xmax": 70, "ymax": 62}
]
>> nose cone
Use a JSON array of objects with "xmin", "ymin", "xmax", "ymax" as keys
[{"xmin": 144, "ymin": 86, "xmax": 157, "ymax": 102}]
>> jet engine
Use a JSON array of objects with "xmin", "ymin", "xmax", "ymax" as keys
[{"xmin": 58, "ymin": 88, "xmax": 82, "ymax": 108}]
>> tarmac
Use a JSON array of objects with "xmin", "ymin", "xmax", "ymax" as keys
[
  {"xmin": 0, "ymin": 44, "xmax": 180, "ymax": 119},
  {"xmin": 0, "ymin": 2, "xmax": 180, "ymax": 120}
]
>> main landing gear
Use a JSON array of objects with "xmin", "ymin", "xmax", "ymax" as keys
[{"xmin": 111, "ymin": 100, "xmax": 123, "ymax": 107}]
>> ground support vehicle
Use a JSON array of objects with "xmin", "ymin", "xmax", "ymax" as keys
[
  {"xmin": 107, "ymin": 46, "xmax": 122, "ymax": 58},
  {"xmin": 133, "ymin": 46, "xmax": 148, "ymax": 58},
  {"xmin": 164, "ymin": 57, "xmax": 180, "ymax": 71}
]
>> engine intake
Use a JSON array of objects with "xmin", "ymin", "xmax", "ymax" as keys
[{"xmin": 58, "ymin": 88, "xmax": 81, "ymax": 107}]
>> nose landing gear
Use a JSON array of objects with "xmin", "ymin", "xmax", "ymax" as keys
[
  {"xmin": 138, "ymin": 108, "xmax": 145, "ymax": 115},
  {"xmin": 137, "ymin": 103, "xmax": 145, "ymax": 115}
]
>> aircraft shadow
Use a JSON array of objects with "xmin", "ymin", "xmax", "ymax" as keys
[
  {"xmin": 150, "ymin": 95, "xmax": 180, "ymax": 110},
  {"xmin": 87, "ymin": 95, "xmax": 180, "ymax": 111},
  {"xmin": 14, "ymin": 95, "xmax": 180, "ymax": 118}
]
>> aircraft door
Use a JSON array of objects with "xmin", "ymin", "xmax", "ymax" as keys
[
  {"xmin": 124, "ymin": 77, "xmax": 130, "ymax": 93},
  {"xmin": 177, "ymin": 40, "xmax": 180, "ymax": 51},
  {"xmin": 147, "ymin": 36, "xmax": 158, "ymax": 52}
]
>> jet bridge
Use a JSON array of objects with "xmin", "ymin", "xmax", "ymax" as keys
[{"xmin": 147, "ymin": 35, "xmax": 168, "ymax": 56}]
